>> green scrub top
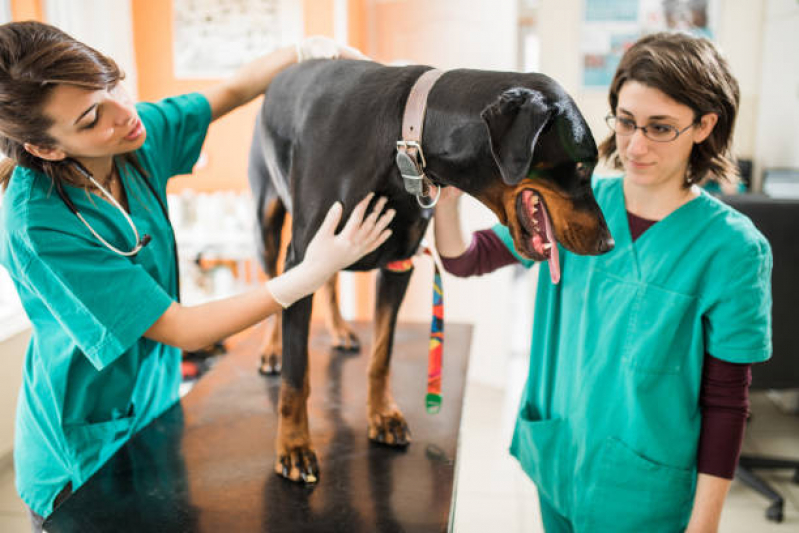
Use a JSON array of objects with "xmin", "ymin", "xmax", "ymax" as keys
[
  {"xmin": 495, "ymin": 177, "xmax": 772, "ymax": 532},
  {"xmin": 0, "ymin": 93, "xmax": 211, "ymax": 518}
]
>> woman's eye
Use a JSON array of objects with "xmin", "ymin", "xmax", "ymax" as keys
[
  {"xmin": 81, "ymin": 111, "xmax": 100, "ymax": 130},
  {"xmin": 650, "ymin": 124, "xmax": 673, "ymax": 134},
  {"xmin": 618, "ymin": 117, "xmax": 637, "ymax": 128}
]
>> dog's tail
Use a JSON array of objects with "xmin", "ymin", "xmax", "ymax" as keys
[{"xmin": 248, "ymin": 114, "xmax": 287, "ymax": 277}]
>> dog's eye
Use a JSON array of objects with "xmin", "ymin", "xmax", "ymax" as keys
[{"xmin": 575, "ymin": 162, "xmax": 592, "ymax": 179}]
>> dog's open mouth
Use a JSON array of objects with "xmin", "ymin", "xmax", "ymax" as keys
[{"xmin": 517, "ymin": 189, "xmax": 561, "ymax": 284}]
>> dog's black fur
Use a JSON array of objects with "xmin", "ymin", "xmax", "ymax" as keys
[{"xmin": 248, "ymin": 59, "xmax": 613, "ymax": 483}]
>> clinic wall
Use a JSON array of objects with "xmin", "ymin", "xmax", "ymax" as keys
[
  {"xmin": 0, "ymin": 328, "xmax": 30, "ymax": 460},
  {"xmin": 754, "ymin": 0, "xmax": 799, "ymax": 180}
]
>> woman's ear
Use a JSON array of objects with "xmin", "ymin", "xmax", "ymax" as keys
[
  {"xmin": 693, "ymin": 113, "xmax": 718, "ymax": 144},
  {"xmin": 23, "ymin": 142, "xmax": 66, "ymax": 162}
]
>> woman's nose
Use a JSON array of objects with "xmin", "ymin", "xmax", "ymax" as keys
[
  {"xmin": 110, "ymin": 99, "xmax": 135, "ymax": 126},
  {"xmin": 626, "ymin": 128, "xmax": 649, "ymax": 156}
]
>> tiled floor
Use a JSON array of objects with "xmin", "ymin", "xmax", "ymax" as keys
[{"xmin": 1, "ymin": 378, "xmax": 798, "ymax": 532}]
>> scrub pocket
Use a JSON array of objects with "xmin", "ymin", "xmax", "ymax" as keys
[
  {"xmin": 623, "ymin": 284, "xmax": 698, "ymax": 374},
  {"xmin": 64, "ymin": 413, "xmax": 135, "ymax": 483},
  {"xmin": 512, "ymin": 406, "xmax": 573, "ymax": 518},
  {"xmin": 579, "ymin": 437, "xmax": 693, "ymax": 533}
]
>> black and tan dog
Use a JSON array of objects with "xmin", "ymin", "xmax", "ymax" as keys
[{"xmin": 248, "ymin": 59, "xmax": 614, "ymax": 483}]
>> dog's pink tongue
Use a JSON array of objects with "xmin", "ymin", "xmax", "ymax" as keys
[{"xmin": 540, "ymin": 205, "xmax": 561, "ymax": 284}]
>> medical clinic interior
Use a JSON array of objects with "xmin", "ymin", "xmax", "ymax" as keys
[{"xmin": 0, "ymin": 0, "xmax": 798, "ymax": 532}]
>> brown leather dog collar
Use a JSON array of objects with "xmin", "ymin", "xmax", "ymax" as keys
[{"xmin": 396, "ymin": 68, "xmax": 444, "ymax": 207}]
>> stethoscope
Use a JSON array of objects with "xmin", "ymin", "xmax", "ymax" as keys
[{"xmin": 55, "ymin": 159, "xmax": 181, "ymax": 297}]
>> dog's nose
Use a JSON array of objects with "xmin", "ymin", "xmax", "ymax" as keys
[{"xmin": 597, "ymin": 237, "xmax": 615, "ymax": 254}]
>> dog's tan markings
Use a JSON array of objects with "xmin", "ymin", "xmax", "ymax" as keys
[
  {"xmin": 275, "ymin": 378, "xmax": 319, "ymax": 483},
  {"xmin": 258, "ymin": 313, "xmax": 283, "ymax": 375},
  {"xmin": 480, "ymin": 179, "xmax": 605, "ymax": 257},
  {"xmin": 367, "ymin": 300, "xmax": 411, "ymax": 446},
  {"xmin": 509, "ymin": 180, "xmax": 604, "ymax": 255},
  {"xmin": 321, "ymin": 275, "xmax": 360, "ymax": 351}
]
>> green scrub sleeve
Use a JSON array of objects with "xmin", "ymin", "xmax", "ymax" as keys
[
  {"xmin": 135, "ymin": 92, "xmax": 212, "ymax": 187},
  {"xmin": 704, "ymin": 238, "xmax": 773, "ymax": 364},
  {"xmin": 14, "ymin": 227, "xmax": 174, "ymax": 371},
  {"xmin": 491, "ymin": 223, "xmax": 536, "ymax": 269}
]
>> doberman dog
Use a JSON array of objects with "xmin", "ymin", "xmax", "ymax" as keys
[{"xmin": 248, "ymin": 59, "xmax": 614, "ymax": 484}]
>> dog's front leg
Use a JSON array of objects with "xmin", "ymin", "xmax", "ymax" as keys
[
  {"xmin": 368, "ymin": 267, "xmax": 413, "ymax": 446},
  {"xmin": 275, "ymin": 290, "xmax": 319, "ymax": 483}
]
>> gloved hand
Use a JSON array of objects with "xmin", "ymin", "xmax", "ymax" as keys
[
  {"xmin": 266, "ymin": 193, "xmax": 394, "ymax": 308},
  {"xmin": 295, "ymin": 35, "xmax": 369, "ymax": 62}
]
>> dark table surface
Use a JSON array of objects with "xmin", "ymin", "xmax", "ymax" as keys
[{"xmin": 44, "ymin": 321, "xmax": 472, "ymax": 533}]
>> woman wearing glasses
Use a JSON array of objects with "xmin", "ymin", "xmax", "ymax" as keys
[
  {"xmin": 435, "ymin": 32, "xmax": 771, "ymax": 532},
  {"xmin": 0, "ymin": 21, "xmax": 394, "ymax": 530}
]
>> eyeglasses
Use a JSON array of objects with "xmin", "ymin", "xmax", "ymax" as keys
[{"xmin": 605, "ymin": 115, "xmax": 697, "ymax": 142}]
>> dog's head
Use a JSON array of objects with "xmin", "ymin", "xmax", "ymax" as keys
[{"xmin": 473, "ymin": 86, "xmax": 613, "ymax": 280}]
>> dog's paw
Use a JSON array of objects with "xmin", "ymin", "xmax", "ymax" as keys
[
  {"xmin": 368, "ymin": 412, "xmax": 411, "ymax": 447},
  {"xmin": 275, "ymin": 447, "xmax": 320, "ymax": 484},
  {"xmin": 331, "ymin": 331, "xmax": 361, "ymax": 353},
  {"xmin": 258, "ymin": 354, "xmax": 282, "ymax": 376}
]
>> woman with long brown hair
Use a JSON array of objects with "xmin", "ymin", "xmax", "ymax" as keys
[{"xmin": 0, "ymin": 21, "xmax": 393, "ymax": 530}]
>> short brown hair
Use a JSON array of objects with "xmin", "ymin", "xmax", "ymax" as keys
[
  {"xmin": 0, "ymin": 21, "xmax": 143, "ymax": 188},
  {"xmin": 598, "ymin": 32, "xmax": 740, "ymax": 186}
]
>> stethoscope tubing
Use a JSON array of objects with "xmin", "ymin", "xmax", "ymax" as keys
[{"xmin": 55, "ymin": 159, "xmax": 181, "ymax": 300}]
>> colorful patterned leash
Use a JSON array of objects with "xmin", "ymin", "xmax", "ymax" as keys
[{"xmin": 385, "ymin": 245, "xmax": 444, "ymax": 414}]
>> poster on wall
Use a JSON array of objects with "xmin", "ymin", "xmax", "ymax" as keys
[
  {"xmin": 173, "ymin": 0, "xmax": 283, "ymax": 79},
  {"xmin": 581, "ymin": 0, "xmax": 715, "ymax": 89}
]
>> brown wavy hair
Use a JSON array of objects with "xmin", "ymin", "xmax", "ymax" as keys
[
  {"xmin": 0, "ymin": 21, "xmax": 145, "ymax": 190},
  {"xmin": 598, "ymin": 32, "xmax": 740, "ymax": 186}
]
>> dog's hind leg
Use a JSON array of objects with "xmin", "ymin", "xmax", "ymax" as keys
[
  {"xmin": 274, "ymin": 245, "xmax": 319, "ymax": 483},
  {"xmin": 257, "ymin": 199, "xmax": 287, "ymax": 375},
  {"xmin": 248, "ymin": 115, "xmax": 289, "ymax": 376},
  {"xmin": 367, "ymin": 267, "xmax": 413, "ymax": 446},
  {"xmin": 320, "ymin": 275, "xmax": 361, "ymax": 352}
]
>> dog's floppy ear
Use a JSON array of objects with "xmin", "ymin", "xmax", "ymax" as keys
[{"xmin": 481, "ymin": 87, "xmax": 553, "ymax": 185}]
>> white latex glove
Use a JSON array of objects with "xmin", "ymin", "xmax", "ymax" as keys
[
  {"xmin": 266, "ymin": 193, "xmax": 394, "ymax": 307},
  {"xmin": 295, "ymin": 35, "xmax": 369, "ymax": 62}
]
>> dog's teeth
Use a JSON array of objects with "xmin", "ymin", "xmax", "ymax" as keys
[
  {"xmin": 531, "ymin": 196, "xmax": 539, "ymax": 205},
  {"xmin": 543, "ymin": 243, "xmax": 552, "ymax": 250}
]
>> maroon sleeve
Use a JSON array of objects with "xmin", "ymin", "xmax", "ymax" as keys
[
  {"xmin": 697, "ymin": 353, "xmax": 752, "ymax": 479},
  {"xmin": 439, "ymin": 228, "xmax": 520, "ymax": 277}
]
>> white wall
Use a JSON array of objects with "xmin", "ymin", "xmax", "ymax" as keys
[
  {"xmin": 754, "ymin": 0, "xmax": 799, "ymax": 187},
  {"xmin": 44, "ymin": 0, "xmax": 139, "ymax": 99}
]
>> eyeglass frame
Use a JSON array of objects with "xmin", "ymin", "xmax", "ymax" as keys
[{"xmin": 605, "ymin": 114, "xmax": 698, "ymax": 143}]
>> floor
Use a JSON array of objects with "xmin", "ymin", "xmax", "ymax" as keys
[{"xmin": 2, "ymin": 372, "xmax": 798, "ymax": 532}]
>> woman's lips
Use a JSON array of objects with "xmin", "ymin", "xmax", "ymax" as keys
[
  {"xmin": 124, "ymin": 119, "xmax": 144, "ymax": 141},
  {"xmin": 627, "ymin": 159, "xmax": 655, "ymax": 169}
]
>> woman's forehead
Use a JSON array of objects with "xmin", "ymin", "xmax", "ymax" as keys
[{"xmin": 617, "ymin": 81, "xmax": 692, "ymax": 120}]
